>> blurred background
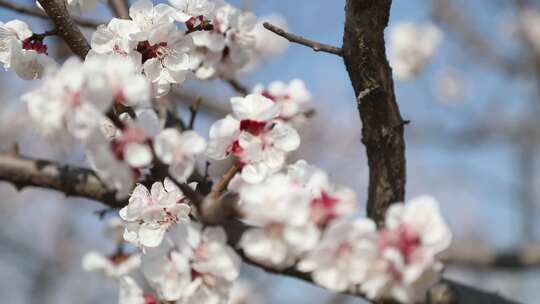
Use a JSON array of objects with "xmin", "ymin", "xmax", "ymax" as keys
[{"xmin": 0, "ymin": 0, "xmax": 539, "ymax": 303}]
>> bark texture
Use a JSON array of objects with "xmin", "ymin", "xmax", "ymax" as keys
[{"xmin": 342, "ymin": 0, "xmax": 407, "ymax": 226}]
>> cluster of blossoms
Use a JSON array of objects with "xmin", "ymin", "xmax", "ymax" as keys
[
  {"xmin": 388, "ymin": 21, "xmax": 443, "ymax": 80},
  {"xmin": 1, "ymin": 1, "xmax": 454, "ymax": 303},
  {"xmin": 89, "ymin": 0, "xmax": 259, "ymax": 95},
  {"xmin": 519, "ymin": 7, "xmax": 540, "ymax": 53},
  {"xmin": 207, "ymin": 92, "xmax": 304, "ymax": 183},
  {"xmin": 84, "ymin": 179, "xmax": 242, "ymax": 304},
  {"xmin": 0, "ymin": 19, "xmax": 55, "ymax": 79},
  {"xmin": 23, "ymin": 54, "xmax": 206, "ymax": 198},
  {"xmin": 237, "ymin": 167, "xmax": 452, "ymax": 304}
]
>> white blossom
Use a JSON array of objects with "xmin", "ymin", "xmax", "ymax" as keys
[
  {"xmin": 388, "ymin": 21, "xmax": 442, "ymax": 80},
  {"xmin": 88, "ymin": 18, "xmax": 142, "ymax": 66},
  {"xmin": 297, "ymin": 219, "xmax": 378, "ymax": 292},
  {"xmin": 141, "ymin": 222, "xmax": 240, "ymax": 303},
  {"xmin": 228, "ymin": 281, "xmax": 264, "ymax": 304},
  {"xmin": 24, "ymin": 57, "xmax": 113, "ymax": 140},
  {"xmin": 253, "ymin": 79, "xmax": 311, "ymax": 122},
  {"xmin": 82, "ymin": 251, "xmax": 141, "ymax": 279},
  {"xmin": 118, "ymin": 276, "xmax": 147, "ymax": 304},
  {"xmin": 119, "ymin": 178, "xmax": 191, "ymax": 249},
  {"xmin": 154, "ymin": 128, "xmax": 206, "ymax": 181},
  {"xmin": 168, "ymin": 0, "xmax": 215, "ymax": 23},
  {"xmin": 238, "ymin": 174, "xmax": 318, "ymax": 268},
  {"xmin": 207, "ymin": 94, "xmax": 300, "ymax": 183},
  {"xmin": 360, "ymin": 196, "xmax": 452, "ymax": 303},
  {"xmin": 188, "ymin": 1, "xmax": 256, "ymax": 79},
  {"xmin": 0, "ymin": 20, "xmax": 55, "ymax": 79}
]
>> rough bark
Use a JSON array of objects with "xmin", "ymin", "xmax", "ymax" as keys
[
  {"xmin": 37, "ymin": 0, "xmax": 90, "ymax": 58},
  {"xmin": 342, "ymin": 0, "xmax": 407, "ymax": 226}
]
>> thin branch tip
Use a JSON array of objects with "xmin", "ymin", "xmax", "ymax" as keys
[{"xmin": 263, "ymin": 22, "xmax": 343, "ymax": 56}]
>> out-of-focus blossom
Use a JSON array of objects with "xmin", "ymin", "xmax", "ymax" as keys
[
  {"xmin": 118, "ymin": 276, "xmax": 147, "ymax": 304},
  {"xmin": 24, "ymin": 57, "xmax": 112, "ymax": 140},
  {"xmin": 287, "ymin": 160, "xmax": 357, "ymax": 227},
  {"xmin": 433, "ymin": 68, "xmax": 466, "ymax": 105},
  {"xmin": 361, "ymin": 196, "xmax": 452, "ymax": 303},
  {"xmin": 154, "ymin": 128, "xmax": 206, "ymax": 181},
  {"xmin": 82, "ymin": 251, "xmax": 141, "ymax": 279},
  {"xmin": 297, "ymin": 219, "xmax": 378, "ymax": 292},
  {"xmin": 207, "ymin": 94, "xmax": 300, "ymax": 183},
  {"xmin": 0, "ymin": 20, "xmax": 55, "ymax": 80},
  {"xmin": 238, "ymin": 174, "xmax": 318, "ymax": 268},
  {"xmin": 520, "ymin": 8, "xmax": 540, "ymax": 53},
  {"xmin": 119, "ymin": 178, "xmax": 191, "ymax": 249},
  {"xmin": 169, "ymin": 0, "xmax": 215, "ymax": 23},
  {"xmin": 189, "ymin": 1, "xmax": 256, "ymax": 79},
  {"xmin": 141, "ymin": 222, "xmax": 240, "ymax": 303},
  {"xmin": 388, "ymin": 21, "xmax": 442, "ymax": 80},
  {"xmin": 253, "ymin": 79, "xmax": 312, "ymax": 123},
  {"xmin": 228, "ymin": 281, "xmax": 264, "ymax": 304}
]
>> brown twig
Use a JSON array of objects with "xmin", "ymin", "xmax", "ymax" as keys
[
  {"xmin": 225, "ymin": 78, "xmax": 250, "ymax": 96},
  {"xmin": 0, "ymin": 0, "xmax": 101, "ymax": 29},
  {"xmin": 188, "ymin": 97, "xmax": 202, "ymax": 130},
  {"xmin": 107, "ymin": 0, "xmax": 130, "ymax": 19},
  {"xmin": 210, "ymin": 163, "xmax": 241, "ymax": 199},
  {"xmin": 37, "ymin": 0, "xmax": 91, "ymax": 58},
  {"xmin": 263, "ymin": 22, "xmax": 343, "ymax": 56},
  {"xmin": 0, "ymin": 153, "xmax": 124, "ymax": 208}
]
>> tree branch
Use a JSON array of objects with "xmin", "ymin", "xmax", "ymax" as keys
[
  {"xmin": 263, "ymin": 22, "xmax": 343, "ymax": 56},
  {"xmin": 342, "ymin": 0, "xmax": 406, "ymax": 226},
  {"xmin": 0, "ymin": 153, "xmax": 520, "ymax": 303},
  {"xmin": 225, "ymin": 78, "xmax": 250, "ymax": 96},
  {"xmin": 37, "ymin": 0, "xmax": 91, "ymax": 58},
  {"xmin": 0, "ymin": 0, "xmax": 101, "ymax": 29},
  {"xmin": 0, "ymin": 153, "xmax": 124, "ymax": 208},
  {"xmin": 107, "ymin": 0, "xmax": 129, "ymax": 19},
  {"xmin": 443, "ymin": 244, "xmax": 540, "ymax": 269}
]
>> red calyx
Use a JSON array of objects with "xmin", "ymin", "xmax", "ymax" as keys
[
  {"xmin": 22, "ymin": 37, "xmax": 48, "ymax": 55},
  {"xmin": 239, "ymin": 119, "xmax": 266, "ymax": 136},
  {"xmin": 137, "ymin": 41, "xmax": 168, "ymax": 63}
]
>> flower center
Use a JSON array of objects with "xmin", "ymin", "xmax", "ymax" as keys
[
  {"xmin": 239, "ymin": 119, "xmax": 266, "ymax": 136},
  {"xmin": 22, "ymin": 37, "xmax": 48, "ymax": 54},
  {"xmin": 310, "ymin": 191, "xmax": 340, "ymax": 226},
  {"xmin": 137, "ymin": 41, "xmax": 169, "ymax": 63},
  {"xmin": 379, "ymin": 224, "xmax": 421, "ymax": 264}
]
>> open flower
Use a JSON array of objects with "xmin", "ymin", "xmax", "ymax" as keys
[
  {"xmin": 169, "ymin": 0, "xmax": 215, "ymax": 24},
  {"xmin": 288, "ymin": 160, "xmax": 357, "ymax": 227},
  {"xmin": 141, "ymin": 222, "xmax": 240, "ymax": 302},
  {"xmin": 207, "ymin": 94, "xmax": 300, "ymax": 183},
  {"xmin": 88, "ymin": 18, "xmax": 142, "ymax": 66},
  {"xmin": 154, "ymin": 128, "xmax": 206, "ymax": 181},
  {"xmin": 297, "ymin": 219, "xmax": 378, "ymax": 292},
  {"xmin": 120, "ymin": 178, "xmax": 191, "ymax": 249},
  {"xmin": 24, "ymin": 57, "xmax": 113, "ymax": 140},
  {"xmin": 138, "ymin": 22, "xmax": 193, "ymax": 96},
  {"xmin": 360, "ymin": 196, "xmax": 452, "ymax": 303},
  {"xmin": 0, "ymin": 19, "xmax": 55, "ymax": 79},
  {"xmin": 238, "ymin": 174, "xmax": 318, "ymax": 268},
  {"xmin": 253, "ymin": 79, "xmax": 312, "ymax": 122}
]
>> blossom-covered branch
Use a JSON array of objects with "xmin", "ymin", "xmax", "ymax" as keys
[
  {"xmin": 0, "ymin": 0, "xmax": 101, "ymax": 29},
  {"xmin": 37, "ymin": 0, "xmax": 90, "ymax": 58},
  {"xmin": 263, "ymin": 22, "xmax": 343, "ymax": 56}
]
